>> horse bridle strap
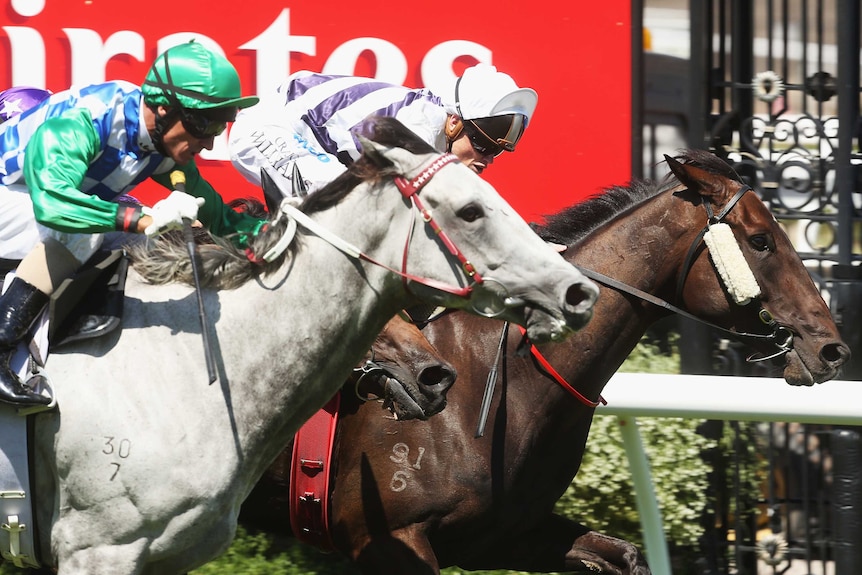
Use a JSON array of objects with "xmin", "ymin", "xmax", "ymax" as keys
[
  {"xmin": 394, "ymin": 154, "xmax": 484, "ymax": 290},
  {"xmin": 268, "ymin": 153, "xmax": 482, "ymax": 299},
  {"xmin": 675, "ymin": 185, "xmax": 751, "ymax": 300}
]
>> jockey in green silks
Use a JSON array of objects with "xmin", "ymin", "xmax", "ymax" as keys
[{"xmin": 0, "ymin": 40, "xmax": 263, "ymax": 406}]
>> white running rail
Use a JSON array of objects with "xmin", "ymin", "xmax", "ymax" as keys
[{"xmin": 597, "ymin": 373, "xmax": 862, "ymax": 575}]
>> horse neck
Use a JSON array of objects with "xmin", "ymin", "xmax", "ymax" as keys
[
  {"xmin": 210, "ymin": 188, "xmax": 414, "ymax": 490},
  {"xmin": 539, "ymin": 189, "xmax": 700, "ymax": 410}
]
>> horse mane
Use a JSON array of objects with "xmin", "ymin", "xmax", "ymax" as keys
[
  {"xmin": 535, "ymin": 148, "xmax": 741, "ymax": 245},
  {"xmin": 130, "ymin": 116, "xmax": 437, "ymax": 290}
]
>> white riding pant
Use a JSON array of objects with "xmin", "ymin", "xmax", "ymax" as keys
[{"xmin": 0, "ymin": 183, "xmax": 104, "ymax": 264}]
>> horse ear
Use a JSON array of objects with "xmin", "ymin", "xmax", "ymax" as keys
[
  {"xmin": 356, "ymin": 135, "xmax": 390, "ymax": 166},
  {"xmin": 665, "ymin": 153, "xmax": 725, "ymax": 201},
  {"xmin": 665, "ymin": 154, "xmax": 697, "ymax": 190},
  {"xmin": 357, "ymin": 134, "xmax": 428, "ymax": 176}
]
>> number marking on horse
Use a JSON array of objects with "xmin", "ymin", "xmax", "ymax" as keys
[
  {"xmin": 388, "ymin": 442, "xmax": 426, "ymax": 492},
  {"xmin": 101, "ymin": 436, "xmax": 132, "ymax": 481}
]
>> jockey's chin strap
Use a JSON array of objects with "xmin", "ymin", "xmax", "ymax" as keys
[
  {"xmin": 262, "ymin": 153, "xmax": 483, "ymax": 300},
  {"xmin": 578, "ymin": 184, "xmax": 795, "ymax": 363}
]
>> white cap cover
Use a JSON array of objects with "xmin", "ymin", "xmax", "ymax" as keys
[{"xmin": 450, "ymin": 64, "xmax": 537, "ymax": 122}]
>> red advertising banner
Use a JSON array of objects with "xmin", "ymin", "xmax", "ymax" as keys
[{"xmin": 2, "ymin": 0, "xmax": 631, "ymax": 221}]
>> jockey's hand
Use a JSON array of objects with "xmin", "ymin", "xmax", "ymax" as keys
[{"xmin": 142, "ymin": 191, "xmax": 205, "ymax": 237}]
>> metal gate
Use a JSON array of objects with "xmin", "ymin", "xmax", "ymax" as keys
[
  {"xmin": 684, "ymin": 1, "xmax": 859, "ymax": 574},
  {"xmin": 640, "ymin": 1, "xmax": 862, "ymax": 573},
  {"xmin": 682, "ymin": 0, "xmax": 862, "ymax": 377}
]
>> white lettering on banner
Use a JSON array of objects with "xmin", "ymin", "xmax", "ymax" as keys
[
  {"xmin": 239, "ymin": 9, "xmax": 316, "ymax": 97},
  {"xmin": 422, "ymin": 40, "xmax": 491, "ymax": 97},
  {"xmin": 322, "ymin": 37, "xmax": 408, "ymax": 82},
  {"xmin": 10, "ymin": 0, "xmax": 43, "ymax": 17},
  {"xmin": 3, "ymin": 26, "xmax": 46, "ymax": 87},
  {"xmin": 157, "ymin": 33, "xmax": 226, "ymax": 57},
  {"xmin": 64, "ymin": 29, "xmax": 145, "ymax": 85},
  {"xmin": 4, "ymin": 4, "xmax": 494, "ymax": 161}
]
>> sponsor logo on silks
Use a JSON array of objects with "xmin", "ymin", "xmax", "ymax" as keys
[
  {"xmin": 252, "ymin": 130, "xmax": 301, "ymax": 177},
  {"xmin": 250, "ymin": 130, "xmax": 333, "ymax": 179},
  {"xmin": 292, "ymin": 133, "xmax": 331, "ymax": 163}
]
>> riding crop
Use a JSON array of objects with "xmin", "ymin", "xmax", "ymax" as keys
[{"xmin": 170, "ymin": 170, "xmax": 218, "ymax": 384}]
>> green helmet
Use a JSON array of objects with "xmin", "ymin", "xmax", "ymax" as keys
[{"xmin": 142, "ymin": 40, "xmax": 258, "ymax": 111}]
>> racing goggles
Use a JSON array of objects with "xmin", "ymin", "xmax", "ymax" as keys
[
  {"xmin": 462, "ymin": 114, "xmax": 526, "ymax": 158},
  {"xmin": 180, "ymin": 108, "xmax": 228, "ymax": 139}
]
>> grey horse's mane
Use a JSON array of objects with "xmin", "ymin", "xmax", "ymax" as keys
[
  {"xmin": 129, "ymin": 172, "xmax": 362, "ymax": 290},
  {"xmin": 130, "ymin": 116, "xmax": 437, "ymax": 290},
  {"xmin": 535, "ymin": 148, "xmax": 741, "ymax": 245}
]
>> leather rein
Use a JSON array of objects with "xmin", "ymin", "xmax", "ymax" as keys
[{"xmin": 474, "ymin": 184, "xmax": 797, "ymax": 436}]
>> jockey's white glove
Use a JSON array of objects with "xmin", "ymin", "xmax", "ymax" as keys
[{"xmin": 142, "ymin": 191, "xmax": 206, "ymax": 237}]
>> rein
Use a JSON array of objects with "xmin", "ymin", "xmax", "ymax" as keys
[
  {"xmin": 474, "ymin": 320, "xmax": 605, "ymax": 437},
  {"xmin": 261, "ymin": 153, "xmax": 483, "ymax": 299},
  {"xmin": 575, "ymin": 266, "xmax": 794, "ymax": 359},
  {"xmin": 581, "ymin": 183, "xmax": 795, "ymax": 362}
]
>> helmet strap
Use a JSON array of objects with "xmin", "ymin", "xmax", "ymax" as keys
[
  {"xmin": 444, "ymin": 115, "xmax": 463, "ymax": 152},
  {"xmin": 149, "ymin": 104, "xmax": 180, "ymax": 156}
]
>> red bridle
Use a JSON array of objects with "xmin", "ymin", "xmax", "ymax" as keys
[
  {"xmin": 257, "ymin": 153, "xmax": 486, "ymax": 300},
  {"xmin": 389, "ymin": 153, "xmax": 484, "ymax": 298}
]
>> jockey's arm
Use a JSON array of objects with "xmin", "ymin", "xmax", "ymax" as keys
[
  {"xmin": 23, "ymin": 108, "xmax": 121, "ymax": 233},
  {"xmin": 151, "ymin": 163, "xmax": 265, "ymax": 248}
]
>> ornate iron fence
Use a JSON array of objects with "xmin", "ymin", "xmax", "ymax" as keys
[{"xmin": 640, "ymin": 1, "xmax": 861, "ymax": 573}]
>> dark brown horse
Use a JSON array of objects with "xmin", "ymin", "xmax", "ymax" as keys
[{"xmin": 240, "ymin": 150, "xmax": 850, "ymax": 574}]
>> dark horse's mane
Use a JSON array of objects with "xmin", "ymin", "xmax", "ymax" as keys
[
  {"xmin": 130, "ymin": 116, "xmax": 437, "ymax": 290},
  {"xmin": 536, "ymin": 148, "xmax": 741, "ymax": 246}
]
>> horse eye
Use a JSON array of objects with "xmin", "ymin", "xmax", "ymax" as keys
[
  {"xmin": 750, "ymin": 234, "xmax": 771, "ymax": 252},
  {"xmin": 457, "ymin": 204, "xmax": 484, "ymax": 222}
]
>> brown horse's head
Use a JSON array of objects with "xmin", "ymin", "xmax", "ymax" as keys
[
  {"xmin": 667, "ymin": 152, "xmax": 850, "ymax": 385},
  {"xmin": 349, "ymin": 314, "xmax": 456, "ymax": 420}
]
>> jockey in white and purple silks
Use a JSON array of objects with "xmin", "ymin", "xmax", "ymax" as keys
[{"xmin": 228, "ymin": 64, "xmax": 538, "ymax": 195}]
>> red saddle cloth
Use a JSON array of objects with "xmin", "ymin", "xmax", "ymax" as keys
[{"xmin": 289, "ymin": 394, "xmax": 340, "ymax": 551}]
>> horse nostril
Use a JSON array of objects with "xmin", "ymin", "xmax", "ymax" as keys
[
  {"xmin": 418, "ymin": 365, "xmax": 456, "ymax": 393},
  {"xmin": 821, "ymin": 342, "xmax": 851, "ymax": 366},
  {"xmin": 565, "ymin": 281, "xmax": 598, "ymax": 309}
]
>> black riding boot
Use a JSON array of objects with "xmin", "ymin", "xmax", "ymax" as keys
[{"xmin": 0, "ymin": 277, "xmax": 51, "ymax": 406}]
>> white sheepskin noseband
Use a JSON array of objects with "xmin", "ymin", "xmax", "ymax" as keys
[{"xmin": 702, "ymin": 222, "xmax": 761, "ymax": 305}]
